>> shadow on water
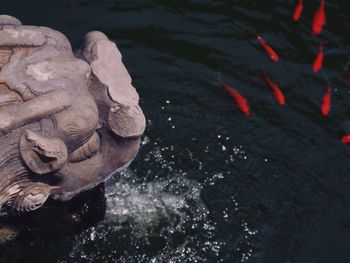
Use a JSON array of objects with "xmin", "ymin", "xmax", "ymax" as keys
[
  {"xmin": 0, "ymin": 185, "xmax": 106, "ymax": 262},
  {"xmin": 1, "ymin": 0, "xmax": 350, "ymax": 262}
]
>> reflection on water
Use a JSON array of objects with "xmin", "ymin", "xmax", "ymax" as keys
[
  {"xmin": 68, "ymin": 170, "xmax": 213, "ymax": 262},
  {"xmin": 1, "ymin": 0, "xmax": 350, "ymax": 262},
  {"xmin": 52, "ymin": 139, "xmax": 259, "ymax": 263},
  {"xmin": 0, "ymin": 186, "xmax": 106, "ymax": 262}
]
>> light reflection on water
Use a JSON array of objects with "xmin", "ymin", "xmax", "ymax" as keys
[
  {"xmin": 63, "ymin": 130, "xmax": 258, "ymax": 263},
  {"xmin": 1, "ymin": 0, "xmax": 350, "ymax": 262}
]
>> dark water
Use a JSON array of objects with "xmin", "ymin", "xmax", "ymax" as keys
[{"xmin": 1, "ymin": 0, "xmax": 350, "ymax": 262}]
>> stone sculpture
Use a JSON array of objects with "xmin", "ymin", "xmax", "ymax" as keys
[{"xmin": 0, "ymin": 15, "xmax": 146, "ymax": 216}]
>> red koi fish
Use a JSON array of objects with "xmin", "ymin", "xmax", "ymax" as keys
[
  {"xmin": 293, "ymin": 0, "xmax": 303, "ymax": 22},
  {"xmin": 256, "ymin": 35, "xmax": 279, "ymax": 62},
  {"xmin": 320, "ymin": 84, "xmax": 331, "ymax": 116},
  {"xmin": 313, "ymin": 44, "xmax": 324, "ymax": 73},
  {"xmin": 312, "ymin": 0, "xmax": 326, "ymax": 36},
  {"xmin": 341, "ymin": 134, "xmax": 350, "ymax": 144},
  {"xmin": 222, "ymin": 83, "xmax": 251, "ymax": 116},
  {"xmin": 262, "ymin": 75, "xmax": 286, "ymax": 105}
]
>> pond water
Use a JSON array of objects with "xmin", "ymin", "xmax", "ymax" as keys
[{"xmin": 1, "ymin": 0, "xmax": 350, "ymax": 262}]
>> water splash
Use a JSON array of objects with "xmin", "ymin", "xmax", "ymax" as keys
[{"xmin": 65, "ymin": 143, "xmax": 218, "ymax": 262}]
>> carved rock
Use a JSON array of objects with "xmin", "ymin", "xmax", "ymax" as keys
[
  {"xmin": 109, "ymin": 105, "xmax": 146, "ymax": 138},
  {"xmin": 0, "ymin": 15, "xmax": 145, "ymax": 216},
  {"xmin": 81, "ymin": 31, "xmax": 146, "ymax": 138}
]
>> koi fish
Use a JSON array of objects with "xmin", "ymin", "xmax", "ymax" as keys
[
  {"xmin": 293, "ymin": 0, "xmax": 303, "ymax": 22},
  {"xmin": 313, "ymin": 44, "xmax": 324, "ymax": 73},
  {"xmin": 222, "ymin": 83, "xmax": 251, "ymax": 116},
  {"xmin": 341, "ymin": 134, "xmax": 350, "ymax": 144},
  {"xmin": 262, "ymin": 75, "xmax": 286, "ymax": 105},
  {"xmin": 312, "ymin": 0, "xmax": 326, "ymax": 36},
  {"xmin": 320, "ymin": 83, "xmax": 331, "ymax": 116},
  {"xmin": 256, "ymin": 35, "xmax": 279, "ymax": 62}
]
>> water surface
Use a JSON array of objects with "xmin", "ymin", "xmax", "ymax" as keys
[{"xmin": 1, "ymin": 1, "xmax": 350, "ymax": 262}]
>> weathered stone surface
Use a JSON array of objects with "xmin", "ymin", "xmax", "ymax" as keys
[
  {"xmin": 0, "ymin": 16, "xmax": 145, "ymax": 217},
  {"xmin": 81, "ymin": 31, "xmax": 146, "ymax": 138},
  {"xmin": 26, "ymin": 59, "xmax": 90, "ymax": 82},
  {"xmin": 0, "ymin": 49, "xmax": 13, "ymax": 69},
  {"xmin": 0, "ymin": 90, "xmax": 72, "ymax": 131},
  {"xmin": 0, "ymin": 28, "xmax": 46, "ymax": 47},
  {"xmin": 0, "ymin": 83, "xmax": 22, "ymax": 106},
  {"xmin": 0, "ymin": 15, "xmax": 22, "ymax": 26},
  {"xmin": 19, "ymin": 130, "xmax": 68, "ymax": 175},
  {"xmin": 82, "ymin": 31, "xmax": 139, "ymax": 107},
  {"xmin": 109, "ymin": 105, "xmax": 146, "ymax": 138}
]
